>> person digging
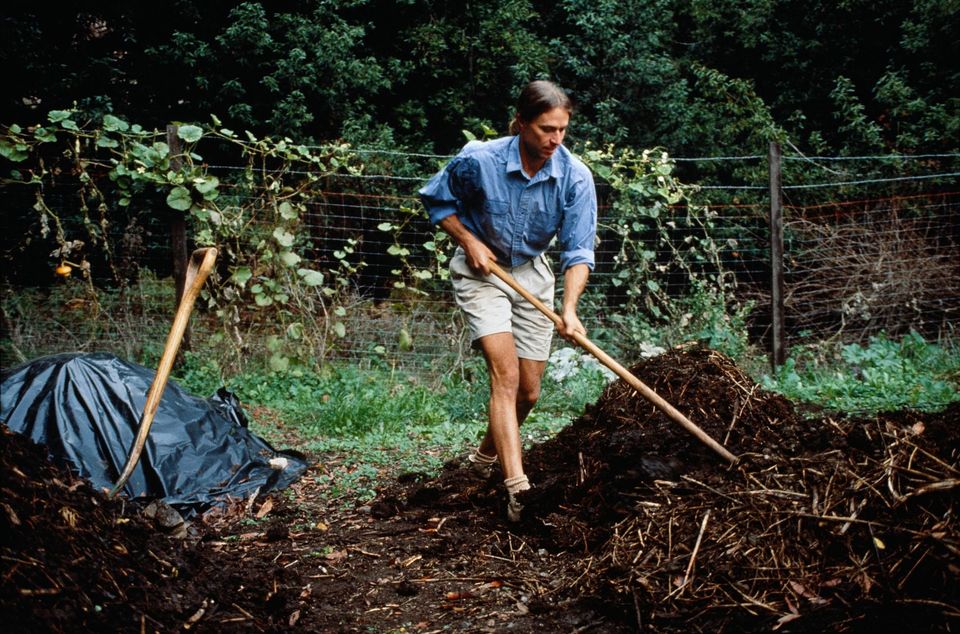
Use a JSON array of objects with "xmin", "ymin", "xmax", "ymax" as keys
[{"xmin": 419, "ymin": 80, "xmax": 598, "ymax": 521}]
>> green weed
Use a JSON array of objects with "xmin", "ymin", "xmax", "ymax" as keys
[{"xmin": 761, "ymin": 331, "xmax": 960, "ymax": 413}]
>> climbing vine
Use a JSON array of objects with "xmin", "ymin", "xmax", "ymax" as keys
[{"xmin": 1, "ymin": 112, "xmax": 743, "ymax": 367}]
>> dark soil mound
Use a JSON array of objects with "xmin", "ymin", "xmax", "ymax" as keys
[
  {"xmin": 519, "ymin": 347, "xmax": 959, "ymax": 631},
  {"xmin": 2, "ymin": 346, "xmax": 957, "ymax": 633}
]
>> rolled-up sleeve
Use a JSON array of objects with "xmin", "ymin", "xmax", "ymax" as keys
[
  {"xmin": 419, "ymin": 164, "xmax": 459, "ymax": 225},
  {"xmin": 558, "ymin": 170, "xmax": 598, "ymax": 272},
  {"xmin": 419, "ymin": 152, "xmax": 484, "ymax": 225}
]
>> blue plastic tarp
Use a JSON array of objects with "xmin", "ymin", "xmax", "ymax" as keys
[{"xmin": 1, "ymin": 353, "xmax": 309, "ymax": 517}]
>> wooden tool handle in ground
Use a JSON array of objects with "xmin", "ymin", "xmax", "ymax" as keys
[
  {"xmin": 109, "ymin": 247, "xmax": 219, "ymax": 497},
  {"xmin": 487, "ymin": 261, "xmax": 738, "ymax": 465}
]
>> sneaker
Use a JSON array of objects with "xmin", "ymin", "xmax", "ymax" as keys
[
  {"xmin": 506, "ymin": 491, "xmax": 524, "ymax": 522},
  {"xmin": 504, "ymin": 475, "xmax": 530, "ymax": 523}
]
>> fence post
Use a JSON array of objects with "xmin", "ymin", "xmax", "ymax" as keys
[
  {"xmin": 166, "ymin": 124, "xmax": 191, "ymax": 358},
  {"xmin": 768, "ymin": 141, "xmax": 786, "ymax": 369}
]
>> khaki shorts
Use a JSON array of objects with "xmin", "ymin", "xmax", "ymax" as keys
[{"xmin": 450, "ymin": 249, "xmax": 556, "ymax": 361}]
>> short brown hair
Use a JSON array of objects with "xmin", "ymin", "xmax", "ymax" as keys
[{"xmin": 509, "ymin": 80, "xmax": 573, "ymax": 135}]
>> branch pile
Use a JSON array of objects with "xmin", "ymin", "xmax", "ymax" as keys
[{"xmin": 523, "ymin": 347, "xmax": 959, "ymax": 631}]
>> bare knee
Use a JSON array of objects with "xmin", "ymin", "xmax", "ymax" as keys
[
  {"xmin": 518, "ymin": 385, "xmax": 540, "ymax": 411},
  {"xmin": 489, "ymin": 366, "xmax": 521, "ymax": 399}
]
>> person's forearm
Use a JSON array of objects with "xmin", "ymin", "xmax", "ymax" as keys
[
  {"xmin": 557, "ymin": 263, "xmax": 590, "ymax": 339},
  {"xmin": 561, "ymin": 263, "xmax": 590, "ymax": 314},
  {"xmin": 438, "ymin": 214, "xmax": 495, "ymax": 273},
  {"xmin": 438, "ymin": 215, "xmax": 478, "ymax": 250}
]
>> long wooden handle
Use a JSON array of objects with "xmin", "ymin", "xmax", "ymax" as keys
[
  {"xmin": 488, "ymin": 261, "xmax": 738, "ymax": 464},
  {"xmin": 109, "ymin": 247, "xmax": 219, "ymax": 496}
]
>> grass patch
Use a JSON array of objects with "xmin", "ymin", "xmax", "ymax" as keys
[
  {"xmin": 172, "ymin": 349, "xmax": 613, "ymax": 505},
  {"xmin": 760, "ymin": 331, "xmax": 960, "ymax": 413}
]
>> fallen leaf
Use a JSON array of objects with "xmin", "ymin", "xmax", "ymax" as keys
[
  {"xmin": 288, "ymin": 609, "xmax": 301, "ymax": 627},
  {"xmin": 256, "ymin": 498, "xmax": 274, "ymax": 518},
  {"xmin": 773, "ymin": 613, "xmax": 803, "ymax": 631},
  {"xmin": 3, "ymin": 503, "xmax": 20, "ymax": 527},
  {"xmin": 325, "ymin": 549, "xmax": 348, "ymax": 563},
  {"xmin": 60, "ymin": 506, "xmax": 79, "ymax": 528}
]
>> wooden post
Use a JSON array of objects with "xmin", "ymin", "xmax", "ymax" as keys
[
  {"xmin": 166, "ymin": 125, "xmax": 191, "ymax": 357},
  {"xmin": 768, "ymin": 141, "xmax": 786, "ymax": 369}
]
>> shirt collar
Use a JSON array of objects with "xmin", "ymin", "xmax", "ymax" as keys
[{"xmin": 506, "ymin": 135, "xmax": 561, "ymax": 181}]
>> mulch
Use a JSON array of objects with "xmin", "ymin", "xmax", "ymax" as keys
[{"xmin": 2, "ymin": 346, "xmax": 958, "ymax": 632}]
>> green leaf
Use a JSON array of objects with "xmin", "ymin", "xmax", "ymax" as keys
[
  {"xmin": 333, "ymin": 322, "xmax": 346, "ymax": 338},
  {"xmin": 166, "ymin": 186, "xmax": 193, "ymax": 211},
  {"xmin": 273, "ymin": 227, "xmax": 295, "ymax": 247},
  {"xmin": 268, "ymin": 353, "xmax": 289, "ymax": 372},
  {"xmin": 60, "ymin": 119, "xmax": 79, "ymax": 131},
  {"xmin": 278, "ymin": 201, "xmax": 298, "ymax": 219},
  {"xmin": 230, "ymin": 266, "xmax": 253, "ymax": 286},
  {"xmin": 377, "ymin": 222, "xmax": 394, "ymax": 231},
  {"xmin": 177, "ymin": 125, "xmax": 203, "ymax": 143},
  {"xmin": 210, "ymin": 114, "xmax": 222, "ymax": 126},
  {"xmin": 193, "ymin": 176, "xmax": 219, "ymax": 195},
  {"xmin": 279, "ymin": 250, "xmax": 301, "ymax": 267},
  {"xmin": 255, "ymin": 293, "xmax": 273, "ymax": 307},
  {"xmin": 33, "ymin": 127, "xmax": 57, "ymax": 143},
  {"xmin": 297, "ymin": 268, "xmax": 324, "ymax": 286},
  {"xmin": 647, "ymin": 280, "xmax": 661, "ymax": 291},
  {"xmin": 286, "ymin": 322, "xmax": 304, "ymax": 340},
  {"xmin": 96, "ymin": 137, "xmax": 119, "ymax": 149},
  {"xmin": 0, "ymin": 142, "xmax": 29, "ymax": 162},
  {"xmin": 102, "ymin": 114, "xmax": 129, "ymax": 132},
  {"xmin": 48, "ymin": 110, "xmax": 72, "ymax": 123}
]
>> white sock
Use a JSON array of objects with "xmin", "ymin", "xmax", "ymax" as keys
[
  {"xmin": 504, "ymin": 474, "xmax": 530, "ymax": 494},
  {"xmin": 469, "ymin": 449, "xmax": 497, "ymax": 465}
]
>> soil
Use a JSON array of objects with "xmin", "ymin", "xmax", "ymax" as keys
[{"xmin": 2, "ymin": 346, "xmax": 958, "ymax": 633}]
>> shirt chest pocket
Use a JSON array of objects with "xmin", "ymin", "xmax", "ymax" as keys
[
  {"xmin": 483, "ymin": 199, "xmax": 510, "ymax": 215},
  {"xmin": 479, "ymin": 199, "xmax": 511, "ymax": 236},
  {"xmin": 526, "ymin": 199, "xmax": 557, "ymax": 240}
]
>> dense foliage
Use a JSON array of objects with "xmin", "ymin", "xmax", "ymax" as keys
[{"xmin": 2, "ymin": 1, "xmax": 957, "ymax": 157}]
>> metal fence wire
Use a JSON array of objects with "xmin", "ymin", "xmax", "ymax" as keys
[{"xmin": 1, "ymin": 147, "xmax": 958, "ymax": 373}]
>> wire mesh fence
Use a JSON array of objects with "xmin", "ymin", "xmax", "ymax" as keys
[{"xmin": 1, "ymin": 145, "xmax": 958, "ymax": 375}]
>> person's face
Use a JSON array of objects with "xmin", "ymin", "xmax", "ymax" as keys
[{"xmin": 518, "ymin": 107, "xmax": 569, "ymax": 165}]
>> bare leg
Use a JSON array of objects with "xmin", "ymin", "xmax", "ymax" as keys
[{"xmin": 476, "ymin": 333, "xmax": 546, "ymax": 478}]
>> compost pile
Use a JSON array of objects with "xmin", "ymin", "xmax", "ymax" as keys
[
  {"xmin": 518, "ymin": 347, "xmax": 960, "ymax": 630},
  {"xmin": 390, "ymin": 346, "xmax": 960, "ymax": 631},
  {"xmin": 1, "ymin": 346, "xmax": 957, "ymax": 633}
]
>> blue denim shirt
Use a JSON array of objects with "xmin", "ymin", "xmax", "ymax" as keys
[{"xmin": 419, "ymin": 136, "xmax": 597, "ymax": 272}]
